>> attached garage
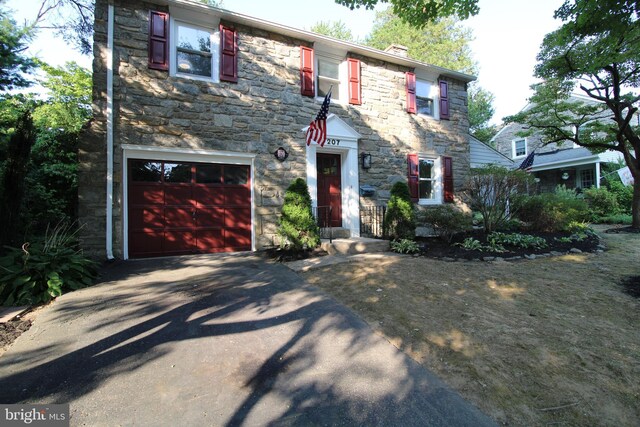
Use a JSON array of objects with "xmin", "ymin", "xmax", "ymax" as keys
[{"xmin": 127, "ymin": 159, "xmax": 252, "ymax": 258}]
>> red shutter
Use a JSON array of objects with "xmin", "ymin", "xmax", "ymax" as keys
[
  {"xmin": 148, "ymin": 11, "xmax": 169, "ymax": 71},
  {"xmin": 300, "ymin": 46, "xmax": 315, "ymax": 97},
  {"xmin": 347, "ymin": 58, "xmax": 361, "ymax": 105},
  {"xmin": 443, "ymin": 156, "xmax": 454, "ymax": 202},
  {"xmin": 407, "ymin": 153, "xmax": 419, "ymax": 202},
  {"xmin": 406, "ymin": 72, "xmax": 417, "ymax": 114},
  {"xmin": 220, "ymin": 25, "xmax": 238, "ymax": 83},
  {"xmin": 439, "ymin": 80, "xmax": 450, "ymax": 120}
]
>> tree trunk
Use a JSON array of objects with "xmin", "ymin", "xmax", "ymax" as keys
[{"xmin": 632, "ymin": 180, "xmax": 640, "ymax": 229}]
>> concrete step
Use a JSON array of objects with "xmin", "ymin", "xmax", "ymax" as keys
[
  {"xmin": 321, "ymin": 237, "xmax": 390, "ymax": 255},
  {"xmin": 320, "ymin": 227, "xmax": 351, "ymax": 239}
]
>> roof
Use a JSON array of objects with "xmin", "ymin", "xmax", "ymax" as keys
[
  {"xmin": 161, "ymin": 0, "xmax": 476, "ymax": 83},
  {"xmin": 470, "ymin": 136, "xmax": 514, "ymax": 168},
  {"xmin": 527, "ymin": 147, "xmax": 622, "ymax": 171}
]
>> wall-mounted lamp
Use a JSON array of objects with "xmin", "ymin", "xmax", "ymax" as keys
[
  {"xmin": 561, "ymin": 172, "xmax": 570, "ymax": 180},
  {"xmin": 361, "ymin": 152, "xmax": 372, "ymax": 170},
  {"xmin": 534, "ymin": 177, "xmax": 541, "ymax": 183}
]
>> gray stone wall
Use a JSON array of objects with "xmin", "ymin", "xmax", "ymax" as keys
[{"xmin": 80, "ymin": 0, "xmax": 471, "ymax": 258}]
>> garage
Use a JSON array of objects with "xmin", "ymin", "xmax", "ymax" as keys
[{"xmin": 128, "ymin": 159, "xmax": 252, "ymax": 258}]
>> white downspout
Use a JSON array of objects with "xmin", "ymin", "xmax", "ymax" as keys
[
  {"xmin": 106, "ymin": 3, "xmax": 115, "ymax": 260},
  {"xmin": 595, "ymin": 161, "xmax": 601, "ymax": 189}
]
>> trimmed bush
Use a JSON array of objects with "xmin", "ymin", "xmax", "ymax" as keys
[
  {"xmin": 419, "ymin": 205, "xmax": 472, "ymax": 242},
  {"xmin": 383, "ymin": 182, "xmax": 416, "ymax": 240},
  {"xmin": 583, "ymin": 186, "xmax": 619, "ymax": 219},
  {"xmin": 518, "ymin": 188, "xmax": 590, "ymax": 232},
  {"xmin": 607, "ymin": 180, "xmax": 633, "ymax": 214},
  {"xmin": 277, "ymin": 178, "xmax": 320, "ymax": 251}
]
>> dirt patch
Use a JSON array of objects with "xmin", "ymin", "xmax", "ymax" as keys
[
  {"xmin": 261, "ymin": 247, "xmax": 328, "ymax": 263},
  {"xmin": 0, "ymin": 305, "xmax": 48, "ymax": 358},
  {"xmin": 621, "ymin": 275, "xmax": 640, "ymax": 298},
  {"xmin": 301, "ymin": 227, "xmax": 640, "ymax": 426}
]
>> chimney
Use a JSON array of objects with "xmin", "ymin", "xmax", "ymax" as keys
[{"xmin": 384, "ymin": 44, "xmax": 409, "ymax": 57}]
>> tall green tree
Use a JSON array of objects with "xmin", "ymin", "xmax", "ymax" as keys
[
  {"xmin": 0, "ymin": 7, "xmax": 35, "ymax": 91},
  {"xmin": 310, "ymin": 20, "xmax": 355, "ymax": 42},
  {"xmin": 507, "ymin": 0, "xmax": 640, "ymax": 228},
  {"xmin": 366, "ymin": 9, "xmax": 476, "ymax": 74},
  {"xmin": 336, "ymin": 0, "xmax": 479, "ymax": 26},
  {"xmin": 468, "ymin": 84, "xmax": 498, "ymax": 143}
]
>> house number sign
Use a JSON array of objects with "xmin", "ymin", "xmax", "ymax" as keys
[{"xmin": 324, "ymin": 138, "xmax": 341, "ymax": 146}]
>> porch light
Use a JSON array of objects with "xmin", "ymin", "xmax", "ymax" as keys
[
  {"xmin": 562, "ymin": 172, "xmax": 570, "ymax": 180},
  {"xmin": 361, "ymin": 152, "xmax": 372, "ymax": 170}
]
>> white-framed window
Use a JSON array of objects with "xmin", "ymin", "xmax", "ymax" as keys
[
  {"xmin": 171, "ymin": 19, "xmax": 219, "ymax": 82},
  {"xmin": 512, "ymin": 138, "xmax": 527, "ymax": 158},
  {"xmin": 317, "ymin": 56, "xmax": 341, "ymax": 100},
  {"xmin": 416, "ymin": 79, "xmax": 435, "ymax": 117},
  {"xmin": 418, "ymin": 156, "xmax": 442, "ymax": 204},
  {"xmin": 580, "ymin": 168, "xmax": 595, "ymax": 188}
]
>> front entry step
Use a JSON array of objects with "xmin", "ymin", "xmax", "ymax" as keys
[
  {"xmin": 321, "ymin": 237, "xmax": 390, "ymax": 255},
  {"xmin": 320, "ymin": 227, "xmax": 351, "ymax": 239}
]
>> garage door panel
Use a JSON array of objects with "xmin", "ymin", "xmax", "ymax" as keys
[
  {"xmin": 196, "ymin": 207, "xmax": 224, "ymax": 227},
  {"xmin": 225, "ymin": 228, "xmax": 252, "ymax": 248},
  {"xmin": 194, "ymin": 186, "xmax": 225, "ymax": 206},
  {"xmin": 164, "ymin": 231, "xmax": 194, "ymax": 253},
  {"xmin": 129, "ymin": 230, "xmax": 163, "ymax": 256},
  {"xmin": 225, "ymin": 207, "xmax": 251, "ymax": 228},
  {"xmin": 129, "ymin": 206, "xmax": 164, "ymax": 229},
  {"xmin": 130, "ymin": 185, "xmax": 163, "ymax": 205},
  {"xmin": 225, "ymin": 187, "xmax": 251, "ymax": 206},
  {"xmin": 164, "ymin": 207, "xmax": 194, "ymax": 228},
  {"xmin": 196, "ymin": 229, "xmax": 225, "ymax": 251},
  {"xmin": 165, "ymin": 186, "xmax": 193, "ymax": 206}
]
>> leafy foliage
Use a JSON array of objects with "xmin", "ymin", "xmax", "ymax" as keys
[
  {"xmin": 310, "ymin": 20, "xmax": 355, "ymax": 42},
  {"xmin": 583, "ymin": 186, "xmax": 619, "ymax": 219},
  {"xmin": 518, "ymin": 186, "xmax": 590, "ymax": 232},
  {"xmin": 455, "ymin": 237, "xmax": 483, "ymax": 251},
  {"xmin": 418, "ymin": 204, "xmax": 472, "ymax": 242},
  {"xmin": 278, "ymin": 178, "xmax": 320, "ymax": 251},
  {"xmin": 606, "ymin": 180, "xmax": 633, "ymax": 215},
  {"xmin": 463, "ymin": 166, "xmax": 533, "ymax": 232},
  {"xmin": 390, "ymin": 238, "xmax": 420, "ymax": 254},
  {"xmin": 506, "ymin": 0, "xmax": 640, "ymax": 228},
  {"xmin": 0, "ymin": 8, "xmax": 35, "ymax": 91},
  {"xmin": 468, "ymin": 84, "xmax": 499, "ymax": 143},
  {"xmin": 335, "ymin": 0, "xmax": 479, "ymax": 26},
  {"xmin": 487, "ymin": 232, "xmax": 548, "ymax": 250},
  {"xmin": 383, "ymin": 181, "xmax": 416, "ymax": 240},
  {"xmin": 0, "ymin": 222, "xmax": 97, "ymax": 306}
]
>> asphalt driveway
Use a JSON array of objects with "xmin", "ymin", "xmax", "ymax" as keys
[{"xmin": 0, "ymin": 253, "xmax": 495, "ymax": 426}]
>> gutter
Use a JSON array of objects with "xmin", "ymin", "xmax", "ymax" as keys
[{"xmin": 105, "ymin": 2, "xmax": 115, "ymax": 260}]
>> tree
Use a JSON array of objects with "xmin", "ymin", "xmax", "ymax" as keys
[
  {"xmin": 506, "ymin": 0, "xmax": 640, "ymax": 228},
  {"xmin": 468, "ymin": 84, "xmax": 499, "ymax": 143},
  {"xmin": 335, "ymin": 0, "xmax": 479, "ymax": 27},
  {"xmin": 31, "ymin": 1, "xmax": 94, "ymax": 54},
  {"xmin": 0, "ymin": 8, "xmax": 35, "ymax": 91},
  {"xmin": 366, "ymin": 9, "xmax": 476, "ymax": 74},
  {"xmin": 278, "ymin": 178, "xmax": 320, "ymax": 251},
  {"xmin": 310, "ymin": 20, "xmax": 355, "ymax": 42}
]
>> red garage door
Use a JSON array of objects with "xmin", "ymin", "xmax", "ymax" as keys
[{"xmin": 128, "ymin": 160, "xmax": 251, "ymax": 258}]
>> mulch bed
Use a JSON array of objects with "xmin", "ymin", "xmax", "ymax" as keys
[
  {"xmin": 416, "ymin": 230, "xmax": 601, "ymax": 260},
  {"xmin": 261, "ymin": 247, "xmax": 329, "ymax": 263},
  {"xmin": 0, "ymin": 319, "xmax": 32, "ymax": 352}
]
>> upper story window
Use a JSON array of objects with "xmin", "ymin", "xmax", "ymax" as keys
[
  {"xmin": 317, "ymin": 57, "xmax": 341, "ymax": 100},
  {"xmin": 416, "ymin": 80, "xmax": 435, "ymax": 117},
  {"xmin": 173, "ymin": 21, "xmax": 218, "ymax": 81},
  {"xmin": 512, "ymin": 138, "xmax": 527, "ymax": 158},
  {"xmin": 300, "ymin": 47, "xmax": 361, "ymax": 105}
]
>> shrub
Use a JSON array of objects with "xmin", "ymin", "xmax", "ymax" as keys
[
  {"xmin": 518, "ymin": 189, "xmax": 590, "ymax": 232},
  {"xmin": 463, "ymin": 165, "xmax": 533, "ymax": 232},
  {"xmin": 383, "ymin": 182, "xmax": 416, "ymax": 240},
  {"xmin": 488, "ymin": 232, "xmax": 548, "ymax": 250},
  {"xmin": 0, "ymin": 223, "xmax": 97, "ymax": 306},
  {"xmin": 455, "ymin": 237, "xmax": 484, "ymax": 251},
  {"xmin": 597, "ymin": 214, "xmax": 633, "ymax": 225},
  {"xmin": 277, "ymin": 178, "xmax": 320, "ymax": 251},
  {"xmin": 418, "ymin": 205, "xmax": 472, "ymax": 242},
  {"xmin": 607, "ymin": 180, "xmax": 633, "ymax": 214},
  {"xmin": 390, "ymin": 239, "xmax": 420, "ymax": 254},
  {"xmin": 583, "ymin": 186, "xmax": 619, "ymax": 219}
]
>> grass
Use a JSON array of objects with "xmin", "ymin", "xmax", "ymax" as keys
[{"xmin": 301, "ymin": 225, "xmax": 640, "ymax": 426}]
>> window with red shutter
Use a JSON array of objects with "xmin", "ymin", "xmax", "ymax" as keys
[
  {"xmin": 439, "ymin": 80, "xmax": 450, "ymax": 120},
  {"xmin": 407, "ymin": 153, "xmax": 419, "ymax": 202},
  {"xmin": 149, "ymin": 11, "xmax": 169, "ymax": 71},
  {"xmin": 347, "ymin": 58, "xmax": 361, "ymax": 105},
  {"xmin": 406, "ymin": 72, "xmax": 417, "ymax": 114},
  {"xmin": 300, "ymin": 46, "xmax": 315, "ymax": 97},
  {"xmin": 220, "ymin": 25, "xmax": 238, "ymax": 83},
  {"xmin": 443, "ymin": 156, "xmax": 454, "ymax": 202}
]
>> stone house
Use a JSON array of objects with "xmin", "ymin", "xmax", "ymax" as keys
[
  {"xmin": 79, "ymin": 0, "xmax": 475, "ymax": 259},
  {"xmin": 493, "ymin": 99, "xmax": 624, "ymax": 193}
]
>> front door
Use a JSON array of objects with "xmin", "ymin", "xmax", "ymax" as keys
[{"xmin": 316, "ymin": 153, "xmax": 342, "ymax": 227}]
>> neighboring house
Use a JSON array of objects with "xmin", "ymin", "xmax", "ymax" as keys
[
  {"xmin": 493, "ymin": 103, "xmax": 624, "ymax": 193},
  {"xmin": 470, "ymin": 135, "xmax": 514, "ymax": 168},
  {"xmin": 79, "ymin": 0, "xmax": 475, "ymax": 259}
]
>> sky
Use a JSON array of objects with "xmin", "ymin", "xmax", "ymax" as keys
[{"xmin": 6, "ymin": 0, "xmax": 564, "ymax": 125}]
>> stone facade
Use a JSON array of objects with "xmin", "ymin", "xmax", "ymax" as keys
[{"xmin": 79, "ymin": 0, "xmax": 473, "ymax": 258}]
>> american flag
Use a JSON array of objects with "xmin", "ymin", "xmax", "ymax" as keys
[
  {"xmin": 518, "ymin": 150, "xmax": 535, "ymax": 172},
  {"xmin": 306, "ymin": 90, "xmax": 331, "ymax": 147}
]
